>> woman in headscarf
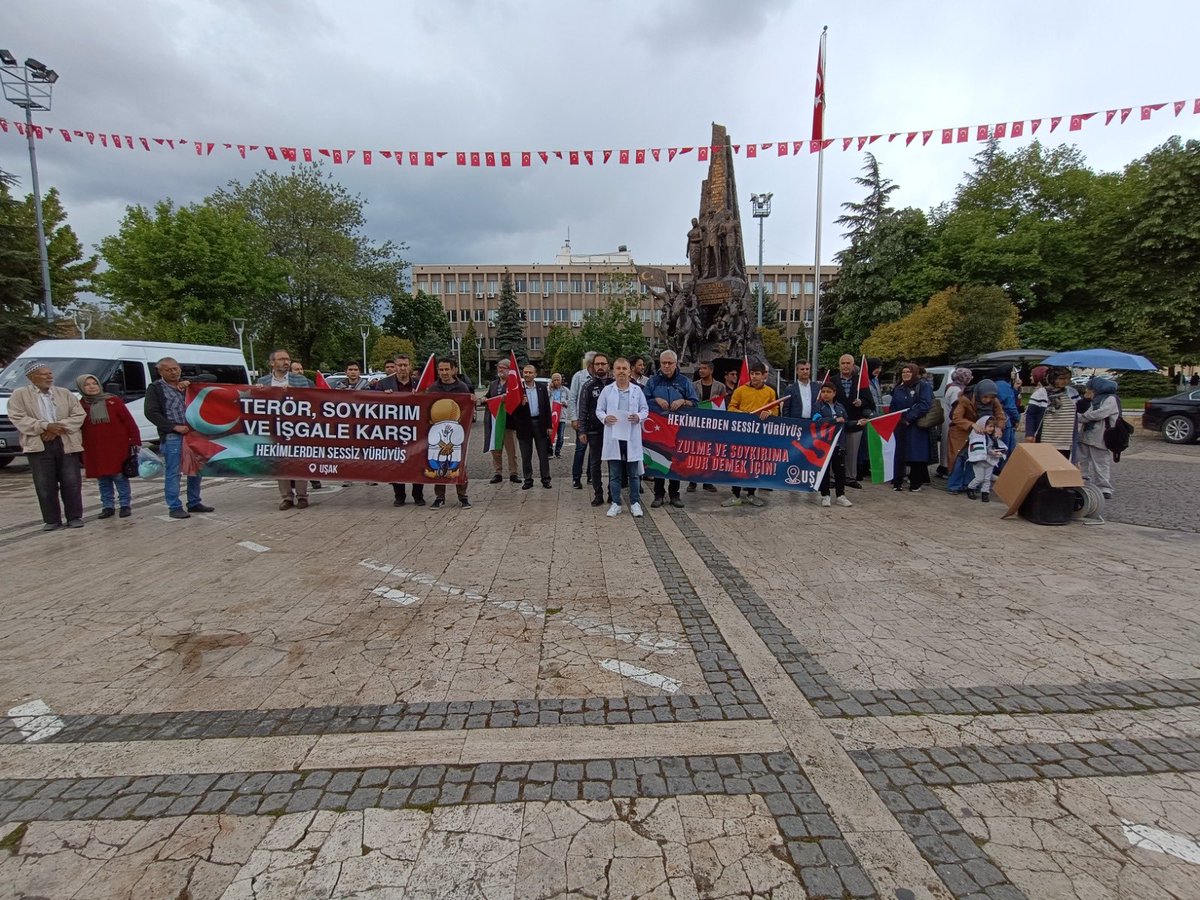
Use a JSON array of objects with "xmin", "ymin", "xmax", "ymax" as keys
[
  {"xmin": 1077, "ymin": 376, "xmax": 1120, "ymax": 498},
  {"xmin": 889, "ymin": 362, "xmax": 934, "ymax": 492},
  {"xmin": 938, "ymin": 367, "xmax": 973, "ymax": 476},
  {"xmin": 949, "ymin": 379, "xmax": 1007, "ymax": 464},
  {"xmin": 986, "ymin": 365, "xmax": 1021, "ymax": 468},
  {"xmin": 76, "ymin": 374, "xmax": 141, "ymax": 518},
  {"xmin": 1024, "ymin": 366, "xmax": 1080, "ymax": 459}
]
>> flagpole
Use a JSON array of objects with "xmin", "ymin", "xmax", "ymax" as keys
[{"xmin": 809, "ymin": 26, "xmax": 827, "ymax": 374}]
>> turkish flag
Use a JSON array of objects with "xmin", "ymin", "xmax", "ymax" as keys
[
  {"xmin": 746, "ymin": 143, "xmax": 757, "ymax": 158},
  {"xmin": 976, "ymin": 125, "xmax": 989, "ymax": 141},
  {"xmin": 603, "ymin": 149, "xmax": 613, "ymax": 163},
  {"xmin": 584, "ymin": 150, "xmax": 593, "ymax": 165},
  {"xmin": 140, "ymin": 137, "xmax": 151, "ymax": 150},
  {"xmin": 905, "ymin": 132, "xmax": 917, "ymax": 147},
  {"xmin": 569, "ymin": 150, "xmax": 579, "ymax": 165},
  {"xmin": 635, "ymin": 149, "xmax": 646, "ymax": 163},
  {"xmin": 993, "ymin": 123, "xmax": 1007, "ymax": 138},
  {"xmin": 844, "ymin": 137, "xmax": 854, "ymax": 151},
  {"xmin": 620, "ymin": 149, "xmax": 630, "ymax": 164},
  {"xmin": 778, "ymin": 142, "xmax": 788, "ymax": 156},
  {"xmin": 362, "ymin": 150, "xmax": 372, "ymax": 165},
  {"xmin": 921, "ymin": 130, "xmax": 933, "ymax": 145},
  {"xmin": 470, "ymin": 151, "xmax": 480, "ymax": 166},
  {"xmin": 941, "ymin": 128, "xmax": 953, "ymax": 144},
  {"xmin": 538, "ymin": 151, "xmax": 548, "ymax": 164},
  {"xmin": 650, "ymin": 148, "xmax": 660, "ymax": 161},
  {"xmin": 265, "ymin": 146, "xmax": 278, "ymax": 160},
  {"xmin": 1105, "ymin": 109, "xmax": 1117, "ymax": 125},
  {"xmin": 303, "ymin": 148, "xmax": 313, "ymax": 162},
  {"xmin": 738, "ymin": 356, "xmax": 750, "ymax": 388},
  {"xmin": 793, "ymin": 141, "xmax": 804, "ymax": 154},
  {"xmin": 415, "ymin": 354, "xmax": 437, "ymax": 393},
  {"xmin": 314, "ymin": 372, "xmax": 331, "ymax": 389},
  {"xmin": 1030, "ymin": 119, "xmax": 1042, "ymax": 134},
  {"xmin": 1174, "ymin": 100, "xmax": 1186, "ymax": 116},
  {"xmin": 61, "ymin": 129, "xmax": 72, "ymax": 142},
  {"xmin": 956, "ymin": 127, "xmax": 969, "ymax": 142},
  {"xmin": 668, "ymin": 148, "xmax": 678, "ymax": 161},
  {"xmin": 345, "ymin": 150, "xmax": 356, "ymax": 162},
  {"xmin": 500, "ymin": 151, "xmax": 511, "ymax": 166},
  {"xmin": 812, "ymin": 29, "xmax": 826, "ymax": 140},
  {"xmin": 521, "ymin": 151, "xmax": 531, "ymax": 166},
  {"xmin": 1119, "ymin": 108, "xmax": 1131, "ymax": 124},
  {"xmin": 1141, "ymin": 103, "xmax": 1165, "ymax": 120},
  {"xmin": 1050, "ymin": 116, "xmax": 1063, "ymax": 131},
  {"xmin": 1010, "ymin": 122, "xmax": 1024, "ymax": 137},
  {"xmin": 409, "ymin": 151, "xmax": 419, "ymax": 165},
  {"xmin": 697, "ymin": 146, "xmax": 709, "ymax": 162},
  {"xmin": 332, "ymin": 149, "xmax": 344, "ymax": 163},
  {"xmin": 1068, "ymin": 112, "xmax": 1095, "ymax": 131},
  {"xmin": 456, "ymin": 151, "xmax": 466, "ymax": 166},
  {"xmin": 282, "ymin": 147, "xmax": 297, "ymax": 161},
  {"xmin": 236, "ymin": 144, "xmax": 246, "ymax": 158},
  {"xmin": 485, "ymin": 151, "xmax": 495, "ymax": 166}
]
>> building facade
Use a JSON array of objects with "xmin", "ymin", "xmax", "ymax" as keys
[{"xmin": 412, "ymin": 242, "xmax": 836, "ymax": 364}]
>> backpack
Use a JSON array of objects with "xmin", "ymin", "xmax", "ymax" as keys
[{"xmin": 1103, "ymin": 416, "xmax": 1134, "ymax": 460}]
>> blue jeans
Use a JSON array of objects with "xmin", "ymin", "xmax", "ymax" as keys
[
  {"xmin": 946, "ymin": 451, "xmax": 971, "ymax": 493},
  {"xmin": 99, "ymin": 474, "xmax": 132, "ymax": 509},
  {"xmin": 161, "ymin": 433, "xmax": 202, "ymax": 511},
  {"xmin": 553, "ymin": 421, "xmax": 565, "ymax": 455},
  {"xmin": 607, "ymin": 440, "xmax": 641, "ymax": 505}
]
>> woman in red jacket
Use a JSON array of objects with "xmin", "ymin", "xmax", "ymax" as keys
[{"xmin": 76, "ymin": 374, "xmax": 141, "ymax": 518}]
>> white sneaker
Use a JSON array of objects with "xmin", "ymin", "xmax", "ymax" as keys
[
  {"xmin": 606, "ymin": 502, "xmax": 622, "ymax": 517},
  {"xmin": 630, "ymin": 502, "xmax": 644, "ymax": 518},
  {"xmin": 836, "ymin": 495, "xmax": 853, "ymax": 507},
  {"xmin": 821, "ymin": 496, "xmax": 832, "ymax": 507}
]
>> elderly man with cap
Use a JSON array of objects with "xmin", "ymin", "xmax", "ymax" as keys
[{"xmin": 7, "ymin": 360, "xmax": 87, "ymax": 530}]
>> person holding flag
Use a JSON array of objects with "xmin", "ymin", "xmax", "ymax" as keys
[
  {"xmin": 427, "ymin": 357, "xmax": 472, "ymax": 510},
  {"xmin": 812, "ymin": 382, "xmax": 852, "ymax": 508},
  {"xmin": 831, "ymin": 354, "xmax": 875, "ymax": 489},
  {"xmin": 644, "ymin": 350, "xmax": 698, "ymax": 509},
  {"xmin": 548, "ymin": 372, "xmax": 569, "ymax": 458},
  {"xmin": 483, "ymin": 357, "xmax": 520, "ymax": 485},
  {"xmin": 687, "ymin": 358, "xmax": 727, "ymax": 493},
  {"xmin": 721, "ymin": 360, "xmax": 778, "ymax": 508}
]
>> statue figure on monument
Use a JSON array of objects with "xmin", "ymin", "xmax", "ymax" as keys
[{"xmin": 686, "ymin": 218, "xmax": 703, "ymax": 275}]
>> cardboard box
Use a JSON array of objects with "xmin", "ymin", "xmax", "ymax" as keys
[{"xmin": 992, "ymin": 443, "xmax": 1084, "ymax": 518}]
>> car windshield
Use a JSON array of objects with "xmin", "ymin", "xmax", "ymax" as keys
[{"xmin": 0, "ymin": 358, "xmax": 117, "ymax": 395}]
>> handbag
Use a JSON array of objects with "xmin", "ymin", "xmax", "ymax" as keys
[
  {"xmin": 121, "ymin": 446, "xmax": 140, "ymax": 479},
  {"xmin": 915, "ymin": 401, "xmax": 944, "ymax": 429}
]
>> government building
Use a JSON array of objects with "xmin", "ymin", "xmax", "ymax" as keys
[{"xmin": 412, "ymin": 242, "xmax": 836, "ymax": 365}]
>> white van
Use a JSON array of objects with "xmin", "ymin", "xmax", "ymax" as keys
[{"xmin": 0, "ymin": 339, "xmax": 250, "ymax": 466}]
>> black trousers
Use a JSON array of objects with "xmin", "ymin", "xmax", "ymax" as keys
[
  {"xmin": 391, "ymin": 482, "xmax": 424, "ymax": 501},
  {"xmin": 653, "ymin": 477, "xmax": 681, "ymax": 500},
  {"xmin": 820, "ymin": 445, "xmax": 846, "ymax": 497},
  {"xmin": 28, "ymin": 437, "xmax": 84, "ymax": 525},
  {"xmin": 586, "ymin": 431, "xmax": 604, "ymax": 499},
  {"xmin": 518, "ymin": 428, "xmax": 551, "ymax": 482}
]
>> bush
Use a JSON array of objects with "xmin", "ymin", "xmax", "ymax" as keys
[{"xmin": 1115, "ymin": 371, "xmax": 1174, "ymax": 397}]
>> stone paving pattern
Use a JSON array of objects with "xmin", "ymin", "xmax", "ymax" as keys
[{"xmin": 1, "ymin": 436, "xmax": 1198, "ymax": 899}]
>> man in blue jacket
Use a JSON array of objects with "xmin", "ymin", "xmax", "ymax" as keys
[
  {"xmin": 644, "ymin": 350, "xmax": 698, "ymax": 508},
  {"xmin": 780, "ymin": 361, "xmax": 820, "ymax": 420}
]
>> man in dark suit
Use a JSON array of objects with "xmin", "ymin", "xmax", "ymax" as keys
[
  {"xmin": 372, "ymin": 354, "xmax": 424, "ymax": 506},
  {"xmin": 780, "ymin": 360, "xmax": 820, "ymax": 420},
  {"xmin": 510, "ymin": 363, "xmax": 553, "ymax": 489},
  {"xmin": 830, "ymin": 354, "xmax": 875, "ymax": 488}
]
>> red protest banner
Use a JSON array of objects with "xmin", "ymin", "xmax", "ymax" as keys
[{"xmin": 182, "ymin": 384, "xmax": 473, "ymax": 483}]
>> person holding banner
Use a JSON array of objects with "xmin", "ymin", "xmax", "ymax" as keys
[
  {"xmin": 374, "ymin": 354, "xmax": 425, "ymax": 507},
  {"xmin": 513, "ymin": 364, "xmax": 553, "ymax": 490},
  {"xmin": 335, "ymin": 362, "xmax": 370, "ymax": 390},
  {"xmin": 145, "ymin": 357, "xmax": 214, "ymax": 519},
  {"xmin": 644, "ymin": 350, "xmax": 698, "ymax": 509},
  {"xmin": 813, "ymin": 382, "xmax": 852, "ymax": 508},
  {"xmin": 577, "ymin": 353, "xmax": 614, "ymax": 507},
  {"xmin": 256, "ymin": 350, "xmax": 314, "ymax": 510},
  {"xmin": 831, "ymin": 354, "xmax": 875, "ymax": 489},
  {"xmin": 686, "ymin": 358, "xmax": 726, "ymax": 494},
  {"xmin": 484, "ymin": 358, "xmax": 520, "ymax": 485},
  {"xmin": 427, "ymin": 358, "xmax": 472, "ymax": 509},
  {"xmin": 598, "ymin": 357, "xmax": 650, "ymax": 518},
  {"xmin": 722, "ymin": 361, "xmax": 778, "ymax": 508}
]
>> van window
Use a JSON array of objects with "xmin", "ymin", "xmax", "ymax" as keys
[
  {"xmin": 113, "ymin": 360, "xmax": 147, "ymax": 398},
  {"xmin": 176, "ymin": 363, "xmax": 248, "ymax": 385},
  {"xmin": 0, "ymin": 358, "xmax": 117, "ymax": 395}
]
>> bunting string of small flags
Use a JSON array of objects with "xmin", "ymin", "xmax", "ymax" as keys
[{"xmin": 1, "ymin": 97, "xmax": 1196, "ymax": 168}]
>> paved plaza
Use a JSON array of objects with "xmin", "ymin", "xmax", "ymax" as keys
[{"xmin": 0, "ymin": 433, "xmax": 1197, "ymax": 899}]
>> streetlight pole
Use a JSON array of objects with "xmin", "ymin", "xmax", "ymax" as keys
[
  {"xmin": 231, "ymin": 318, "xmax": 246, "ymax": 368},
  {"xmin": 0, "ymin": 51, "xmax": 58, "ymax": 325},
  {"xmin": 72, "ymin": 307, "xmax": 92, "ymax": 340},
  {"xmin": 247, "ymin": 332, "xmax": 257, "ymax": 377},
  {"xmin": 359, "ymin": 323, "xmax": 370, "ymax": 372},
  {"xmin": 475, "ymin": 336, "xmax": 483, "ymax": 389},
  {"xmin": 750, "ymin": 193, "xmax": 772, "ymax": 328}
]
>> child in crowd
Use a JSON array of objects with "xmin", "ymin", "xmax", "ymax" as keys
[
  {"xmin": 966, "ymin": 415, "xmax": 1007, "ymax": 502},
  {"xmin": 813, "ymin": 382, "xmax": 852, "ymax": 508},
  {"xmin": 722, "ymin": 361, "xmax": 777, "ymax": 508}
]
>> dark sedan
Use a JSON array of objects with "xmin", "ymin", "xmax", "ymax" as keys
[{"xmin": 1142, "ymin": 389, "xmax": 1200, "ymax": 443}]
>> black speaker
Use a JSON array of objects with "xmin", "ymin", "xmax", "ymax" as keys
[{"xmin": 1019, "ymin": 475, "xmax": 1075, "ymax": 525}]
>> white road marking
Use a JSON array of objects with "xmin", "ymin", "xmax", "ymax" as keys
[
  {"xmin": 371, "ymin": 586, "xmax": 421, "ymax": 606},
  {"xmin": 7, "ymin": 699, "xmax": 65, "ymax": 742},
  {"xmin": 599, "ymin": 659, "xmax": 680, "ymax": 693},
  {"xmin": 237, "ymin": 541, "xmax": 270, "ymax": 553},
  {"xmin": 358, "ymin": 558, "xmax": 681, "ymax": 654},
  {"xmin": 1122, "ymin": 820, "xmax": 1200, "ymax": 865}
]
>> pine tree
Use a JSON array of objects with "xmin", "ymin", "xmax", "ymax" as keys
[
  {"xmin": 493, "ymin": 271, "xmax": 527, "ymax": 363},
  {"xmin": 0, "ymin": 170, "xmax": 44, "ymax": 358},
  {"xmin": 461, "ymin": 318, "xmax": 481, "ymax": 386}
]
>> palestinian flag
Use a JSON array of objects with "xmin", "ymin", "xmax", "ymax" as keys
[
  {"xmin": 415, "ymin": 353, "xmax": 437, "ymax": 392},
  {"xmin": 865, "ymin": 411, "xmax": 904, "ymax": 484},
  {"xmin": 698, "ymin": 396, "xmax": 725, "ymax": 411},
  {"xmin": 484, "ymin": 351, "xmax": 522, "ymax": 451}
]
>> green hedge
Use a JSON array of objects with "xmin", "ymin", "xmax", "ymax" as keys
[{"xmin": 1115, "ymin": 372, "xmax": 1174, "ymax": 397}]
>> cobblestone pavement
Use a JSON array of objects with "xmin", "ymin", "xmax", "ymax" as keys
[
  {"xmin": 1101, "ymin": 429, "xmax": 1200, "ymax": 533},
  {"xmin": 1, "ymin": 444, "xmax": 1198, "ymax": 899}
]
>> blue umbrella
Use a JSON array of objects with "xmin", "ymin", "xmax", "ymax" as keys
[{"xmin": 1039, "ymin": 348, "xmax": 1157, "ymax": 371}]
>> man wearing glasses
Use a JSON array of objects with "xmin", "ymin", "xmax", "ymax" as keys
[{"xmin": 256, "ymin": 349, "xmax": 313, "ymax": 510}]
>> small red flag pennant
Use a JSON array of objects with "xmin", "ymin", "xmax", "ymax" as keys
[
  {"xmin": 0, "ymin": 119, "xmax": 7, "ymax": 134},
  {"xmin": 603, "ymin": 149, "xmax": 612, "ymax": 163},
  {"xmin": 650, "ymin": 148, "xmax": 660, "ymax": 161},
  {"xmin": 249, "ymin": 145, "xmax": 258, "ymax": 152},
  {"xmin": 1105, "ymin": 109, "xmax": 1117, "ymax": 125},
  {"xmin": 521, "ymin": 151, "xmax": 531, "ymax": 166},
  {"xmin": 1119, "ymin": 107, "xmax": 1132, "ymax": 124},
  {"xmin": 668, "ymin": 147, "xmax": 678, "ymax": 162},
  {"xmin": 905, "ymin": 132, "xmax": 917, "ymax": 147},
  {"xmin": 138, "ymin": 136, "xmax": 149, "ymax": 150},
  {"xmin": 485, "ymin": 151, "xmax": 495, "ymax": 166},
  {"xmin": 469, "ymin": 151, "xmax": 480, "ymax": 166},
  {"xmin": 956, "ymin": 126, "xmax": 969, "ymax": 142},
  {"xmin": 346, "ymin": 150, "xmax": 356, "ymax": 162},
  {"xmin": 281, "ymin": 147, "xmax": 296, "ymax": 161},
  {"xmin": 1174, "ymin": 100, "xmax": 1186, "ymax": 116},
  {"xmin": 553, "ymin": 150, "xmax": 563, "ymax": 159},
  {"xmin": 1141, "ymin": 103, "xmax": 1165, "ymax": 120},
  {"xmin": 265, "ymin": 147, "xmax": 278, "ymax": 160},
  {"xmin": 778, "ymin": 142, "xmax": 788, "ymax": 156},
  {"xmin": 869, "ymin": 134, "xmax": 881, "ymax": 144},
  {"xmin": 697, "ymin": 147, "xmax": 708, "ymax": 161},
  {"xmin": 456, "ymin": 151, "xmax": 466, "ymax": 165},
  {"xmin": 620, "ymin": 149, "xmax": 630, "ymax": 164},
  {"xmin": 500, "ymin": 151, "xmax": 511, "ymax": 166},
  {"xmin": 1030, "ymin": 119, "xmax": 1042, "ymax": 134},
  {"xmin": 941, "ymin": 128, "xmax": 953, "ymax": 144},
  {"xmin": 61, "ymin": 129, "xmax": 72, "ymax": 142},
  {"xmin": 569, "ymin": 150, "xmax": 579, "ymax": 165},
  {"xmin": 746, "ymin": 143, "xmax": 757, "ymax": 158},
  {"xmin": 222, "ymin": 142, "xmax": 232, "ymax": 151},
  {"xmin": 362, "ymin": 150, "xmax": 371, "ymax": 165},
  {"xmin": 844, "ymin": 137, "xmax": 854, "ymax": 151},
  {"xmin": 1193, "ymin": 98, "xmax": 1200, "ymax": 114},
  {"xmin": 109, "ymin": 134, "xmax": 120, "ymax": 147},
  {"xmin": 976, "ymin": 125, "xmax": 989, "ymax": 140},
  {"xmin": 236, "ymin": 144, "xmax": 246, "ymax": 158},
  {"xmin": 888, "ymin": 133, "xmax": 899, "ymax": 142},
  {"xmin": 424, "ymin": 151, "xmax": 435, "ymax": 166},
  {"xmin": 678, "ymin": 146, "xmax": 692, "ymax": 155},
  {"xmin": 731, "ymin": 144, "xmax": 740, "ymax": 154},
  {"xmin": 1068, "ymin": 112, "xmax": 1094, "ymax": 131},
  {"xmin": 1050, "ymin": 116, "xmax": 1062, "ymax": 131},
  {"xmin": 855, "ymin": 136, "xmax": 866, "ymax": 150},
  {"xmin": 206, "ymin": 142, "xmax": 215, "ymax": 155},
  {"xmin": 537, "ymin": 151, "xmax": 548, "ymax": 164},
  {"xmin": 318, "ymin": 148, "xmax": 330, "ymax": 158},
  {"xmin": 1011, "ymin": 121, "xmax": 1024, "ymax": 137},
  {"xmin": 790, "ymin": 141, "xmax": 801, "ymax": 154},
  {"xmin": 583, "ymin": 150, "xmax": 593, "ymax": 165},
  {"xmin": 379, "ymin": 150, "xmax": 392, "ymax": 159},
  {"xmin": 98, "ymin": 133, "xmax": 107, "ymax": 146},
  {"xmin": 124, "ymin": 134, "xmax": 133, "ymax": 148},
  {"xmin": 635, "ymin": 149, "xmax": 646, "ymax": 163},
  {"xmin": 922, "ymin": 130, "xmax": 933, "ymax": 145},
  {"xmin": 993, "ymin": 123, "xmax": 1007, "ymax": 138},
  {"xmin": 761, "ymin": 142, "xmax": 773, "ymax": 150},
  {"xmin": 303, "ymin": 148, "xmax": 313, "ymax": 162},
  {"xmin": 408, "ymin": 151, "xmax": 418, "ymax": 165}
]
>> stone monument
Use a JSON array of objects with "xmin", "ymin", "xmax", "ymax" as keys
[{"xmin": 651, "ymin": 123, "xmax": 761, "ymax": 365}]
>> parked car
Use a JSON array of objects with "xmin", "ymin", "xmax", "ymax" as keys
[{"xmin": 1142, "ymin": 389, "xmax": 1200, "ymax": 444}]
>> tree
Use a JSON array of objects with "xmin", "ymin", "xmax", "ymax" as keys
[
  {"xmin": 946, "ymin": 285, "xmax": 1020, "ymax": 358},
  {"xmin": 579, "ymin": 295, "xmax": 649, "ymax": 364},
  {"xmin": 96, "ymin": 199, "xmax": 285, "ymax": 347},
  {"xmin": 862, "ymin": 285, "xmax": 1018, "ymax": 363},
  {"xmin": 749, "ymin": 285, "xmax": 783, "ymax": 332},
  {"xmin": 381, "ymin": 288, "xmax": 451, "ymax": 360},
  {"xmin": 0, "ymin": 169, "xmax": 42, "ymax": 357},
  {"xmin": 821, "ymin": 154, "xmax": 935, "ymax": 358},
  {"xmin": 461, "ymin": 319, "xmax": 482, "ymax": 385},
  {"xmin": 757, "ymin": 326, "xmax": 790, "ymax": 371},
  {"xmin": 0, "ymin": 187, "xmax": 98, "ymax": 312},
  {"xmin": 370, "ymin": 334, "xmax": 414, "ymax": 370},
  {"xmin": 493, "ymin": 271, "xmax": 527, "ymax": 362},
  {"xmin": 210, "ymin": 164, "xmax": 406, "ymax": 366},
  {"xmin": 544, "ymin": 323, "xmax": 584, "ymax": 379}
]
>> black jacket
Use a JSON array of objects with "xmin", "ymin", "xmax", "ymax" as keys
[
  {"xmin": 577, "ymin": 374, "xmax": 614, "ymax": 433},
  {"xmin": 830, "ymin": 369, "xmax": 875, "ymax": 432},
  {"xmin": 373, "ymin": 375, "xmax": 419, "ymax": 394},
  {"xmin": 781, "ymin": 381, "xmax": 820, "ymax": 419},
  {"xmin": 508, "ymin": 381, "xmax": 552, "ymax": 438}
]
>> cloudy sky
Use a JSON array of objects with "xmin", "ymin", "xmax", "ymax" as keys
[{"xmin": 1, "ymin": 0, "xmax": 1195, "ymax": 275}]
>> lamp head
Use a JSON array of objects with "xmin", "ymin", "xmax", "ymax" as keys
[{"xmin": 0, "ymin": 50, "xmax": 17, "ymax": 66}]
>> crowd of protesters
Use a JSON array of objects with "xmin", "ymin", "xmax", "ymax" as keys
[{"xmin": 8, "ymin": 347, "xmax": 1126, "ymax": 531}]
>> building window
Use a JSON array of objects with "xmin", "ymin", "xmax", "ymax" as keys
[
  {"xmin": 514, "ymin": 279, "xmax": 526, "ymax": 292},
  {"xmin": 416, "ymin": 279, "xmax": 428, "ymax": 294},
  {"xmin": 443, "ymin": 279, "xmax": 456, "ymax": 295},
  {"xmin": 584, "ymin": 278, "xmax": 595, "ymax": 293},
  {"xmin": 804, "ymin": 308, "xmax": 814, "ymax": 323},
  {"xmin": 530, "ymin": 277, "xmax": 541, "ymax": 292},
  {"xmin": 804, "ymin": 277, "xmax": 815, "ymax": 294},
  {"xmin": 570, "ymin": 278, "xmax": 582, "ymax": 293},
  {"xmin": 429, "ymin": 278, "xmax": 441, "ymax": 296},
  {"xmin": 791, "ymin": 279, "xmax": 802, "ymax": 295},
  {"xmin": 530, "ymin": 336, "xmax": 543, "ymax": 350},
  {"xmin": 473, "ymin": 279, "xmax": 484, "ymax": 295},
  {"xmin": 474, "ymin": 309, "xmax": 485, "ymax": 322},
  {"xmin": 447, "ymin": 309, "xmax": 457, "ymax": 322},
  {"xmin": 554, "ymin": 279, "xmax": 565, "ymax": 293},
  {"xmin": 488, "ymin": 337, "xmax": 498, "ymax": 350},
  {"xmin": 641, "ymin": 309, "xmax": 651, "ymax": 322},
  {"xmin": 557, "ymin": 308, "xmax": 568, "ymax": 321},
  {"xmin": 460, "ymin": 279, "xmax": 470, "ymax": 293},
  {"xmin": 570, "ymin": 309, "xmax": 583, "ymax": 324},
  {"xmin": 544, "ymin": 308, "xmax": 554, "ymax": 322},
  {"xmin": 487, "ymin": 279, "xmax": 498, "ymax": 295},
  {"xmin": 529, "ymin": 308, "xmax": 541, "ymax": 322},
  {"xmin": 488, "ymin": 310, "xmax": 498, "ymax": 324},
  {"xmin": 790, "ymin": 309, "xmax": 804, "ymax": 322}
]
